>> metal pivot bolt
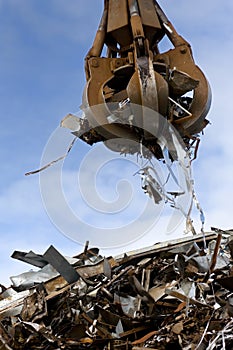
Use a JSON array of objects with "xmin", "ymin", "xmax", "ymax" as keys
[{"xmin": 91, "ymin": 59, "xmax": 99, "ymax": 68}]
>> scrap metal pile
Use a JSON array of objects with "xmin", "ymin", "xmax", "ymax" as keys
[{"xmin": 1, "ymin": 230, "xmax": 233, "ymax": 349}]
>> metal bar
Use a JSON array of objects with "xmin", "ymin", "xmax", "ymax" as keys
[
  {"xmin": 153, "ymin": 0, "xmax": 188, "ymax": 47},
  {"xmin": 128, "ymin": 0, "xmax": 140, "ymax": 17},
  {"xmin": 43, "ymin": 245, "xmax": 80, "ymax": 284},
  {"xmin": 115, "ymin": 232, "xmax": 218, "ymax": 263},
  {"xmin": 11, "ymin": 250, "xmax": 48, "ymax": 268},
  {"xmin": 85, "ymin": 0, "xmax": 109, "ymax": 73},
  {"xmin": 209, "ymin": 233, "xmax": 222, "ymax": 273},
  {"xmin": 168, "ymin": 97, "xmax": 192, "ymax": 117}
]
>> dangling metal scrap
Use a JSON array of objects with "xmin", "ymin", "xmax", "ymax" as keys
[{"xmin": 62, "ymin": 0, "xmax": 211, "ymax": 159}]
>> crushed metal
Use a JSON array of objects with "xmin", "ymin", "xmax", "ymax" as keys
[{"xmin": 1, "ymin": 229, "xmax": 233, "ymax": 349}]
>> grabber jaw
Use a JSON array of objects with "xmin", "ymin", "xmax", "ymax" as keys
[{"xmin": 79, "ymin": 0, "xmax": 211, "ymax": 158}]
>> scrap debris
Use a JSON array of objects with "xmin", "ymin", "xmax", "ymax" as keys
[{"xmin": 1, "ymin": 229, "xmax": 233, "ymax": 349}]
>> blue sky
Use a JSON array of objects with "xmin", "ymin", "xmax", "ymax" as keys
[{"xmin": 1, "ymin": 0, "xmax": 233, "ymax": 286}]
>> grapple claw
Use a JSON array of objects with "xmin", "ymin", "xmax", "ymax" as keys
[{"xmin": 81, "ymin": 0, "xmax": 211, "ymax": 158}]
